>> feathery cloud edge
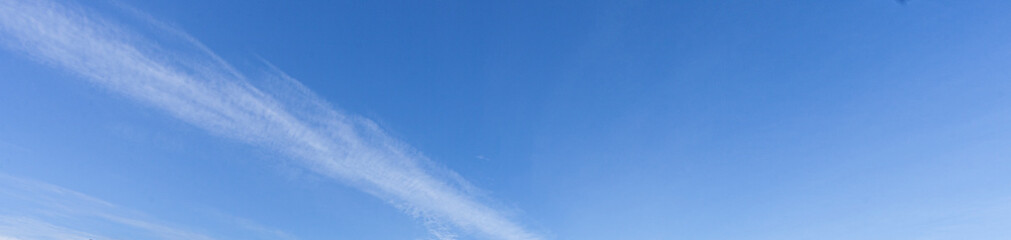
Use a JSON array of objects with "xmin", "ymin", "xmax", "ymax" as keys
[{"xmin": 0, "ymin": 1, "xmax": 542, "ymax": 239}]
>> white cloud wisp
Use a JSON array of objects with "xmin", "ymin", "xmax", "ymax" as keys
[
  {"xmin": 0, "ymin": 1, "xmax": 541, "ymax": 239},
  {"xmin": 0, "ymin": 174, "xmax": 222, "ymax": 240}
]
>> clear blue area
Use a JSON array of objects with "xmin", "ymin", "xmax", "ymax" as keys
[{"xmin": 2, "ymin": 0, "xmax": 1011, "ymax": 239}]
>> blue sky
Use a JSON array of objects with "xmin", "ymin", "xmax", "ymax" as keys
[{"xmin": 2, "ymin": 0, "xmax": 1011, "ymax": 239}]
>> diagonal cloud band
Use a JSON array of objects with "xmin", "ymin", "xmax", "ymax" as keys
[{"xmin": 0, "ymin": 1, "xmax": 541, "ymax": 239}]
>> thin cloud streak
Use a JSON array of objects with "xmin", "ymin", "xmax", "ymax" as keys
[
  {"xmin": 0, "ymin": 1, "xmax": 540, "ymax": 239},
  {"xmin": 0, "ymin": 217, "xmax": 108, "ymax": 240},
  {"xmin": 0, "ymin": 174, "xmax": 223, "ymax": 240}
]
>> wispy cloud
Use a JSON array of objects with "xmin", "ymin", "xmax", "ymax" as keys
[
  {"xmin": 0, "ymin": 217, "xmax": 108, "ymax": 240},
  {"xmin": 0, "ymin": 0, "xmax": 541, "ymax": 239},
  {"xmin": 0, "ymin": 174, "xmax": 232, "ymax": 240}
]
